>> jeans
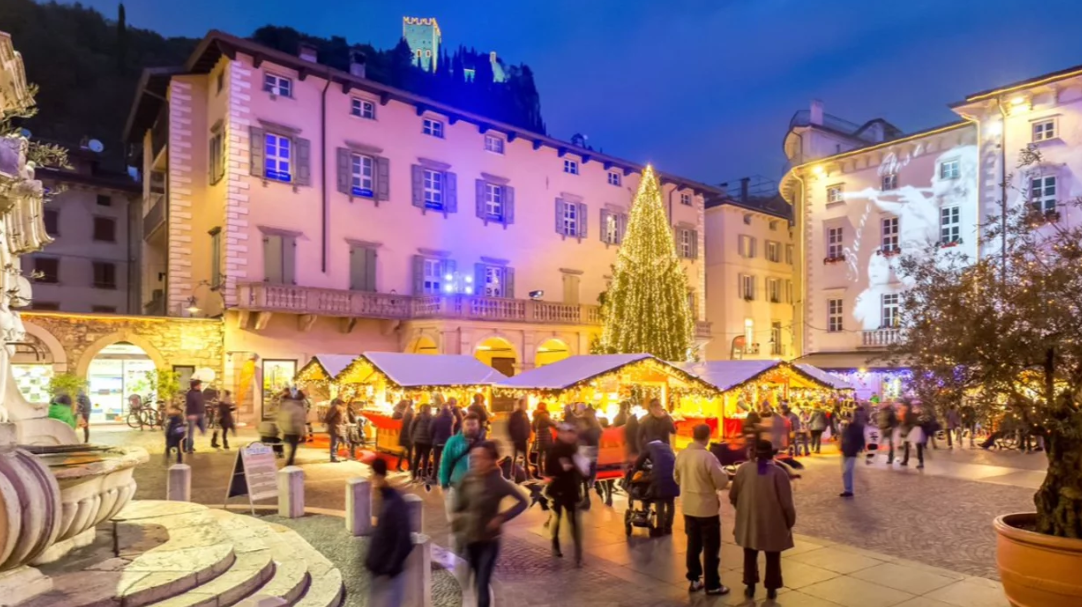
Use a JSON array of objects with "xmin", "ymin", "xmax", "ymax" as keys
[
  {"xmin": 842, "ymin": 456, "xmax": 856, "ymax": 494},
  {"xmin": 329, "ymin": 433, "xmax": 343, "ymax": 461},
  {"xmin": 368, "ymin": 573, "xmax": 406, "ymax": 607},
  {"xmin": 656, "ymin": 498, "xmax": 675, "ymax": 531},
  {"xmin": 792, "ymin": 432, "xmax": 809, "ymax": 456},
  {"xmin": 185, "ymin": 414, "xmax": 206, "ymax": 452},
  {"xmin": 284, "ymin": 433, "xmax": 301, "ymax": 466},
  {"xmin": 743, "ymin": 548, "xmax": 782, "ymax": 590},
  {"xmin": 166, "ymin": 438, "xmax": 183, "ymax": 464},
  {"xmin": 511, "ymin": 440, "xmax": 529, "ymax": 474},
  {"xmin": 810, "ymin": 430, "xmax": 823, "ymax": 453},
  {"xmin": 413, "ymin": 443, "xmax": 432, "ymax": 479},
  {"xmin": 902, "ymin": 441, "xmax": 924, "ymax": 466},
  {"xmin": 684, "ymin": 514, "xmax": 722, "ymax": 590},
  {"xmin": 466, "ymin": 540, "xmax": 500, "ymax": 607},
  {"xmin": 551, "ymin": 500, "xmax": 582, "ymax": 560},
  {"xmin": 882, "ymin": 428, "xmax": 895, "ymax": 461},
  {"xmin": 535, "ymin": 447, "xmax": 549, "ymax": 478},
  {"xmin": 432, "ymin": 444, "xmax": 445, "ymax": 477}
]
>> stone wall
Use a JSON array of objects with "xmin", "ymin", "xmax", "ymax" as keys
[{"xmin": 21, "ymin": 312, "xmax": 225, "ymax": 381}]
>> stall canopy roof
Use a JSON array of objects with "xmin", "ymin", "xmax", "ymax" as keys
[
  {"xmin": 360, "ymin": 352, "xmax": 507, "ymax": 387},
  {"xmin": 679, "ymin": 360, "xmax": 843, "ymax": 392},
  {"xmin": 794, "ymin": 364, "xmax": 854, "ymax": 390},
  {"xmin": 303, "ymin": 354, "xmax": 357, "ymax": 380},
  {"xmin": 497, "ymin": 354, "xmax": 718, "ymax": 394}
]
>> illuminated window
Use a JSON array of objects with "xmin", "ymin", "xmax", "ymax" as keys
[
  {"xmin": 827, "ymin": 227, "xmax": 843, "ymax": 259},
  {"xmin": 679, "ymin": 229, "xmax": 692, "ymax": 258},
  {"xmin": 351, "ymin": 98, "xmax": 376, "ymax": 120},
  {"xmin": 767, "ymin": 278, "xmax": 781, "ymax": 303},
  {"xmin": 740, "ymin": 274, "xmax": 755, "ymax": 300},
  {"xmin": 422, "ymin": 258, "xmax": 442, "ymax": 295},
  {"xmin": 940, "ymin": 206, "xmax": 960, "ymax": 243},
  {"xmin": 563, "ymin": 159, "xmax": 579, "ymax": 175},
  {"xmin": 483, "ymin": 266, "xmax": 504, "ymax": 297},
  {"xmin": 882, "ymin": 173, "xmax": 898, "ymax": 191},
  {"xmin": 765, "ymin": 240, "xmax": 781, "ymax": 263},
  {"xmin": 881, "ymin": 293, "xmax": 900, "ymax": 328},
  {"xmin": 744, "ymin": 318, "xmax": 754, "ymax": 343},
  {"xmin": 484, "ymin": 135, "xmax": 504, "ymax": 154},
  {"xmin": 561, "ymin": 201, "xmax": 578, "ymax": 235},
  {"xmin": 1030, "ymin": 176, "xmax": 1057, "ymax": 213},
  {"xmin": 264, "ymin": 133, "xmax": 292, "ymax": 182},
  {"xmin": 607, "ymin": 171, "xmax": 621, "ymax": 186},
  {"xmin": 680, "ymin": 192, "xmax": 692, "ymax": 206},
  {"xmin": 827, "ymin": 299, "xmax": 843, "ymax": 332},
  {"xmin": 485, "ymin": 183, "xmax": 503, "ymax": 220},
  {"xmin": 263, "ymin": 73, "xmax": 292, "ymax": 97},
  {"xmin": 771, "ymin": 322, "xmax": 783, "ymax": 355},
  {"xmin": 940, "ymin": 159, "xmax": 960, "ymax": 180},
  {"xmin": 1032, "ymin": 119, "xmax": 1056, "ymax": 142},
  {"xmin": 826, "ymin": 184, "xmax": 844, "ymax": 204},
  {"xmin": 351, "ymin": 153, "xmax": 374, "ymax": 197},
  {"xmin": 738, "ymin": 235, "xmax": 756, "ymax": 258},
  {"xmin": 423, "ymin": 169, "xmax": 443, "ymax": 209},
  {"xmin": 881, "ymin": 217, "xmax": 899, "ymax": 250},
  {"xmin": 603, "ymin": 213, "xmax": 619, "ymax": 244},
  {"xmin": 422, "ymin": 118, "xmax": 444, "ymax": 138}
]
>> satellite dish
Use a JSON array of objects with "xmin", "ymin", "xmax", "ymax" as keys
[
  {"xmin": 87, "ymin": 139, "xmax": 104, "ymax": 153},
  {"xmin": 17, "ymin": 128, "xmax": 30, "ymax": 138}
]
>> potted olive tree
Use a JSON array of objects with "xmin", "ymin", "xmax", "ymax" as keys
[{"xmin": 886, "ymin": 148, "xmax": 1082, "ymax": 606}]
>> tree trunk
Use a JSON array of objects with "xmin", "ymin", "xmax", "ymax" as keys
[{"xmin": 1034, "ymin": 430, "xmax": 1082, "ymax": 538}]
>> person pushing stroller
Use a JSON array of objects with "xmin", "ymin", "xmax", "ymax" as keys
[{"xmin": 627, "ymin": 438, "xmax": 680, "ymax": 536}]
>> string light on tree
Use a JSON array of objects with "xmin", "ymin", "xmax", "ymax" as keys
[{"xmin": 598, "ymin": 165, "xmax": 695, "ymax": 361}]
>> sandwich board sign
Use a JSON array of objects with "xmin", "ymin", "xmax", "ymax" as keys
[{"xmin": 224, "ymin": 442, "xmax": 279, "ymax": 513}]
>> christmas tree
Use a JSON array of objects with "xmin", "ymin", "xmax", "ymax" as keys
[{"xmin": 599, "ymin": 165, "xmax": 695, "ymax": 361}]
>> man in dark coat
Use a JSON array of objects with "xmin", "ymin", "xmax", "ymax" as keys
[
  {"xmin": 639, "ymin": 399, "xmax": 676, "ymax": 448},
  {"xmin": 507, "ymin": 397, "xmax": 532, "ymax": 476},
  {"xmin": 184, "ymin": 379, "xmax": 206, "ymax": 454},
  {"xmin": 365, "ymin": 458, "xmax": 413, "ymax": 606},
  {"xmin": 430, "ymin": 404, "xmax": 456, "ymax": 477},
  {"xmin": 633, "ymin": 439, "xmax": 680, "ymax": 534},
  {"xmin": 396, "ymin": 400, "xmax": 414, "ymax": 472},
  {"xmin": 545, "ymin": 423, "xmax": 583, "ymax": 564}
]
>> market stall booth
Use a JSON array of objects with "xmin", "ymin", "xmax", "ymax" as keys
[
  {"xmin": 336, "ymin": 352, "xmax": 508, "ymax": 456},
  {"xmin": 679, "ymin": 360, "xmax": 852, "ymax": 438},
  {"xmin": 494, "ymin": 354, "xmax": 721, "ymax": 447},
  {"xmin": 294, "ymin": 353, "xmax": 358, "ymax": 421}
]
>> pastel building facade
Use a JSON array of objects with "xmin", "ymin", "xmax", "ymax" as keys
[
  {"xmin": 782, "ymin": 62, "xmax": 1082, "ymax": 396},
  {"xmin": 125, "ymin": 31, "xmax": 712, "ymax": 419},
  {"xmin": 703, "ymin": 187, "xmax": 795, "ymax": 361}
]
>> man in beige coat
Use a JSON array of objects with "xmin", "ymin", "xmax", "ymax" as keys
[{"xmin": 674, "ymin": 423, "xmax": 731, "ymax": 596}]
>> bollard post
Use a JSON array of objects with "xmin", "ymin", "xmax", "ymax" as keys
[
  {"xmin": 167, "ymin": 464, "xmax": 191, "ymax": 502},
  {"xmin": 277, "ymin": 466, "xmax": 304, "ymax": 518},
  {"xmin": 402, "ymin": 534, "xmax": 432, "ymax": 607},
  {"xmin": 346, "ymin": 477, "xmax": 372, "ymax": 536},
  {"xmin": 403, "ymin": 493, "xmax": 423, "ymax": 533}
]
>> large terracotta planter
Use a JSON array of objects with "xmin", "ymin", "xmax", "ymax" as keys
[{"xmin": 995, "ymin": 512, "xmax": 1082, "ymax": 607}]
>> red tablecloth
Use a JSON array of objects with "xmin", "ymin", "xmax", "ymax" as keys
[
  {"xmin": 363, "ymin": 412, "xmax": 402, "ymax": 431},
  {"xmin": 675, "ymin": 416, "xmax": 719, "ymax": 438},
  {"xmin": 722, "ymin": 418, "xmax": 745, "ymax": 438}
]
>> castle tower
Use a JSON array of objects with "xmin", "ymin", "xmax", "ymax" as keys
[{"xmin": 402, "ymin": 16, "xmax": 441, "ymax": 72}]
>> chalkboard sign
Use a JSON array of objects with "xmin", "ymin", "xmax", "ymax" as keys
[{"xmin": 224, "ymin": 442, "xmax": 279, "ymax": 513}]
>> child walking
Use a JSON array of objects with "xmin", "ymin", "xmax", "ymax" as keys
[{"xmin": 165, "ymin": 404, "xmax": 187, "ymax": 464}]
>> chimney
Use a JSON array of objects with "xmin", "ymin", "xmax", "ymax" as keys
[
  {"xmin": 740, "ymin": 177, "xmax": 750, "ymax": 202},
  {"xmin": 349, "ymin": 48, "xmax": 367, "ymax": 78},
  {"xmin": 298, "ymin": 42, "xmax": 318, "ymax": 63},
  {"xmin": 809, "ymin": 99, "xmax": 824, "ymax": 126}
]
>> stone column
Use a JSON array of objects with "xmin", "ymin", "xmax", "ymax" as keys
[
  {"xmin": 345, "ymin": 477, "xmax": 372, "ymax": 536},
  {"xmin": 277, "ymin": 466, "xmax": 304, "ymax": 518},
  {"xmin": 403, "ymin": 493, "xmax": 423, "ymax": 533},
  {"xmin": 402, "ymin": 534, "xmax": 432, "ymax": 607},
  {"xmin": 167, "ymin": 464, "xmax": 191, "ymax": 502}
]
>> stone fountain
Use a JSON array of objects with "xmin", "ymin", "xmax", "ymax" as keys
[{"xmin": 0, "ymin": 32, "xmax": 148, "ymax": 604}]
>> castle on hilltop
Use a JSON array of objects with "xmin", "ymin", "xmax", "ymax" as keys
[{"xmin": 402, "ymin": 16, "xmax": 506, "ymax": 82}]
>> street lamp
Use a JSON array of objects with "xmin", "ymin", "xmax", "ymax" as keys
[{"xmin": 442, "ymin": 272, "xmax": 474, "ymax": 295}]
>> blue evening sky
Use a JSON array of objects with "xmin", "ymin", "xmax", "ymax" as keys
[{"xmin": 83, "ymin": 0, "xmax": 1082, "ymax": 185}]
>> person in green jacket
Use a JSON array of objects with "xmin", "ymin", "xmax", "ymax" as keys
[
  {"xmin": 48, "ymin": 394, "xmax": 77, "ymax": 429},
  {"xmin": 439, "ymin": 414, "xmax": 482, "ymax": 489}
]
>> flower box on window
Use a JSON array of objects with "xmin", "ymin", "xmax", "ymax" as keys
[
  {"xmin": 937, "ymin": 239, "xmax": 963, "ymax": 249},
  {"xmin": 823, "ymin": 254, "xmax": 846, "ymax": 264},
  {"xmin": 743, "ymin": 295, "xmax": 754, "ymax": 302},
  {"xmin": 876, "ymin": 246, "xmax": 901, "ymax": 258}
]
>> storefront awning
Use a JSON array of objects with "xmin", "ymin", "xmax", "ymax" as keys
[
  {"xmin": 343, "ymin": 352, "xmax": 508, "ymax": 389},
  {"xmin": 679, "ymin": 360, "xmax": 844, "ymax": 393},
  {"xmin": 496, "ymin": 354, "xmax": 718, "ymax": 395},
  {"xmin": 296, "ymin": 353, "xmax": 359, "ymax": 382}
]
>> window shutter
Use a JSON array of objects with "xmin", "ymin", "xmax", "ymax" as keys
[
  {"xmin": 412, "ymin": 255, "xmax": 425, "ymax": 295},
  {"xmin": 365, "ymin": 248, "xmax": 377, "ymax": 291},
  {"xmin": 503, "ymin": 186, "xmax": 515, "ymax": 225},
  {"xmin": 750, "ymin": 237, "xmax": 757, "ymax": 258},
  {"xmin": 444, "ymin": 171, "xmax": 458, "ymax": 213},
  {"xmin": 349, "ymin": 247, "xmax": 368, "ymax": 291},
  {"xmin": 474, "ymin": 263, "xmax": 485, "ymax": 295},
  {"xmin": 504, "ymin": 267, "xmax": 515, "ymax": 299},
  {"xmin": 283, "ymin": 236, "xmax": 297, "ymax": 284},
  {"xmin": 691, "ymin": 230, "xmax": 699, "ymax": 259},
  {"xmin": 376, "ymin": 156, "xmax": 390, "ymax": 201},
  {"xmin": 737, "ymin": 273, "xmax": 744, "ymax": 298},
  {"xmin": 600, "ymin": 209, "xmax": 610, "ymax": 242},
  {"xmin": 336, "ymin": 148, "xmax": 351, "ymax": 195},
  {"xmin": 249, "ymin": 126, "xmax": 265, "ymax": 177},
  {"xmin": 577, "ymin": 202, "xmax": 588, "ymax": 238},
  {"xmin": 411, "ymin": 164, "xmax": 424, "ymax": 209},
  {"xmin": 618, "ymin": 213, "xmax": 628, "ymax": 244},
  {"xmin": 475, "ymin": 179, "xmax": 486, "ymax": 220},
  {"xmin": 263, "ymin": 234, "xmax": 282, "ymax": 283},
  {"xmin": 555, "ymin": 199, "xmax": 565, "ymax": 234},
  {"xmin": 295, "ymin": 137, "xmax": 311, "ymax": 186}
]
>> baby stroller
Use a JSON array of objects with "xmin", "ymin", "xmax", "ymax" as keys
[{"xmin": 623, "ymin": 467, "xmax": 659, "ymax": 536}]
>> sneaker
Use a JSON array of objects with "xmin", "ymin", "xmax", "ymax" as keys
[
  {"xmin": 839, "ymin": 491, "xmax": 854, "ymax": 497},
  {"xmin": 688, "ymin": 580, "xmax": 704, "ymax": 593},
  {"xmin": 705, "ymin": 585, "xmax": 731, "ymax": 596}
]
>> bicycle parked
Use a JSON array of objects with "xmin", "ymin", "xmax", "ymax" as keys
[{"xmin": 126, "ymin": 394, "xmax": 164, "ymax": 430}]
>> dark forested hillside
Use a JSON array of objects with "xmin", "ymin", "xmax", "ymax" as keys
[{"xmin": 0, "ymin": 2, "xmax": 546, "ymax": 170}]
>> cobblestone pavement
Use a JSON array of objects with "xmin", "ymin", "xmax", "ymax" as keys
[{"xmin": 93, "ymin": 426, "xmax": 1030, "ymax": 606}]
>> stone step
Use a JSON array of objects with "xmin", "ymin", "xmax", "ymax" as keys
[
  {"xmin": 260, "ymin": 522, "xmax": 343, "ymax": 607},
  {"xmin": 24, "ymin": 501, "xmax": 236, "ymax": 607}
]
